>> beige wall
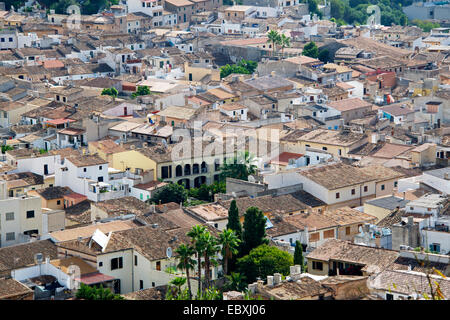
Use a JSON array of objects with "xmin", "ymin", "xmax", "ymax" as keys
[
  {"xmin": 112, "ymin": 150, "xmax": 157, "ymax": 180},
  {"xmin": 184, "ymin": 62, "xmax": 220, "ymax": 82},
  {"xmin": 45, "ymin": 209, "xmax": 65, "ymax": 233},
  {"xmin": 375, "ymin": 178, "xmax": 398, "ymax": 198},
  {"xmin": 307, "ymin": 259, "xmax": 329, "ymax": 276},
  {"xmin": 337, "ymin": 221, "xmax": 376, "ymax": 241},
  {"xmin": 363, "ymin": 202, "xmax": 391, "ymax": 223}
]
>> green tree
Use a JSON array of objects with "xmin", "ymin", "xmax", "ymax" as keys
[
  {"xmin": 223, "ymin": 272, "xmax": 247, "ymax": 292},
  {"xmin": 279, "ymin": 34, "xmax": 291, "ymax": 58},
  {"xmin": 195, "ymin": 286, "xmax": 222, "ymax": 300},
  {"xmin": 302, "ymin": 41, "xmax": 319, "ymax": 58},
  {"xmin": 176, "ymin": 244, "xmax": 197, "ymax": 299},
  {"xmin": 227, "ymin": 200, "xmax": 242, "ymax": 239},
  {"xmin": 241, "ymin": 207, "xmax": 269, "ymax": 257},
  {"xmin": 237, "ymin": 245, "xmax": 293, "ymax": 284},
  {"xmin": 149, "ymin": 183, "xmax": 187, "ymax": 204},
  {"xmin": 267, "ymin": 29, "xmax": 281, "ymax": 57},
  {"xmin": 76, "ymin": 283, "xmax": 123, "ymax": 300},
  {"xmin": 220, "ymin": 59, "xmax": 258, "ymax": 78},
  {"xmin": 101, "ymin": 87, "xmax": 118, "ymax": 98},
  {"xmin": 219, "ymin": 151, "xmax": 257, "ymax": 181},
  {"xmin": 170, "ymin": 277, "xmax": 186, "ymax": 296},
  {"xmin": 237, "ymin": 59, "xmax": 258, "ymax": 73},
  {"xmin": 1, "ymin": 145, "xmax": 13, "ymax": 154},
  {"xmin": 293, "ymin": 241, "xmax": 304, "ymax": 272},
  {"xmin": 318, "ymin": 48, "xmax": 331, "ymax": 63},
  {"xmin": 187, "ymin": 225, "xmax": 207, "ymax": 296},
  {"xmin": 218, "ymin": 229, "xmax": 241, "ymax": 276},
  {"xmin": 307, "ymin": 0, "xmax": 322, "ymax": 18},
  {"xmin": 200, "ymin": 231, "xmax": 220, "ymax": 289},
  {"xmin": 132, "ymin": 85, "xmax": 151, "ymax": 98}
]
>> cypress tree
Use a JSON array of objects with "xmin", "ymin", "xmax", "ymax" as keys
[
  {"xmin": 226, "ymin": 200, "xmax": 242, "ymax": 239},
  {"xmin": 294, "ymin": 240, "xmax": 304, "ymax": 272},
  {"xmin": 241, "ymin": 206, "xmax": 269, "ymax": 257}
]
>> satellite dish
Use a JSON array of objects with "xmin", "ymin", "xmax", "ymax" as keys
[{"xmin": 166, "ymin": 247, "xmax": 173, "ymax": 259}]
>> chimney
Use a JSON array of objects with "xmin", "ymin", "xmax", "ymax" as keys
[
  {"xmin": 290, "ymin": 266, "xmax": 297, "ymax": 277},
  {"xmin": 267, "ymin": 275, "xmax": 274, "ymax": 287},
  {"xmin": 273, "ymin": 273, "xmax": 282, "ymax": 285},
  {"xmin": 295, "ymin": 265, "xmax": 301, "ymax": 274},
  {"xmin": 407, "ymin": 216, "xmax": 414, "ymax": 226},
  {"xmin": 248, "ymin": 283, "xmax": 257, "ymax": 294},
  {"xmin": 444, "ymin": 173, "xmax": 450, "ymax": 180}
]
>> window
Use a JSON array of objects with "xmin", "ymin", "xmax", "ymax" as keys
[
  {"xmin": 57, "ymin": 200, "xmax": 61, "ymax": 205},
  {"xmin": 381, "ymin": 184, "xmax": 385, "ymax": 191},
  {"xmin": 364, "ymin": 186, "xmax": 368, "ymax": 192},
  {"xmin": 312, "ymin": 261, "xmax": 323, "ymax": 270},
  {"xmin": 322, "ymin": 147, "xmax": 327, "ymax": 151},
  {"xmin": 323, "ymin": 229, "xmax": 334, "ymax": 239},
  {"xmin": 99, "ymin": 262, "xmax": 103, "ymax": 267},
  {"xmin": 135, "ymin": 255, "xmax": 138, "ymax": 266},
  {"xmin": 26, "ymin": 210, "xmax": 35, "ymax": 219},
  {"xmin": 99, "ymin": 166, "xmax": 102, "ymax": 170},
  {"xmin": 140, "ymin": 280, "xmax": 144, "ymax": 290},
  {"xmin": 336, "ymin": 192, "xmax": 340, "ymax": 199},
  {"xmin": 410, "ymin": 207, "xmax": 414, "ymax": 211},
  {"xmin": 394, "ymin": 181, "xmax": 398, "ymax": 188},
  {"xmin": 386, "ymin": 293, "xmax": 394, "ymax": 300},
  {"xmin": 309, "ymin": 232, "xmax": 319, "ymax": 241},
  {"xmin": 152, "ymin": 282, "xmax": 155, "ymax": 287},
  {"xmin": 5, "ymin": 212, "xmax": 14, "ymax": 221},
  {"xmin": 156, "ymin": 261, "xmax": 161, "ymax": 271},
  {"xmin": 6, "ymin": 232, "xmax": 15, "ymax": 241},
  {"xmin": 351, "ymin": 189, "xmax": 355, "ymax": 195},
  {"xmin": 111, "ymin": 257, "xmax": 123, "ymax": 270},
  {"xmin": 83, "ymin": 168, "xmax": 87, "ymax": 172},
  {"xmin": 345, "ymin": 226, "xmax": 351, "ymax": 235}
]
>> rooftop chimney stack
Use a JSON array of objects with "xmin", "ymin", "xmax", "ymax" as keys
[
  {"xmin": 273, "ymin": 273, "xmax": 282, "ymax": 285},
  {"xmin": 267, "ymin": 276, "xmax": 274, "ymax": 287}
]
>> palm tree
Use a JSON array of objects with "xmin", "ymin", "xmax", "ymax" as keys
[
  {"xmin": 169, "ymin": 277, "xmax": 187, "ymax": 297},
  {"xmin": 220, "ymin": 151, "xmax": 257, "ymax": 181},
  {"xmin": 200, "ymin": 232, "xmax": 220, "ymax": 290},
  {"xmin": 187, "ymin": 225, "xmax": 207, "ymax": 296},
  {"xmin": 279, "ymin": 34, "xmax": 291, "ymax": 58},
  {"xmin": 267, "ymin": 29, "xmax": 280, "ymax": 57},
  {"xmin": 218, "ymin": 229, "xmax": 241, "ymax": 276},
  {"xmin": 224, "ymin": 272, "xmax": 247, "ymax": 292},
  {"xmin": 176, "ymin": 244, "xmax": 197, "ymax": 299}
]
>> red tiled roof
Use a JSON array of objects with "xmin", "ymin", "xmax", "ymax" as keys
[
  {"xmin": 270, "ymin": 152, "xmax": 304, "ymax": 166},
  {"xmin": 43, "ymin": 59, "xmax": 64, "ymax": 69},
  {"xmin": 78, "ymin": 272, "xmax": 116, "ymax": 285},
  {"xmin": 64, "ymin": 192, "xmax": 87, "ymax": 200},
  {"xmin": 44, "ymin": 118, "xmax": 75, "ymax": 125}
]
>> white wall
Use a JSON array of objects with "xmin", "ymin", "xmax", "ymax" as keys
[
  {"xmin": 16, "ymin": 155, "xmax": 57, "ymax": 176},
  {"xmin": 12, "ymin": 260, "xmax": 73, "ymax": 289},
  {"xmin": 0, "ymin": 196, "xmax": 42, "ymax": 247}
]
